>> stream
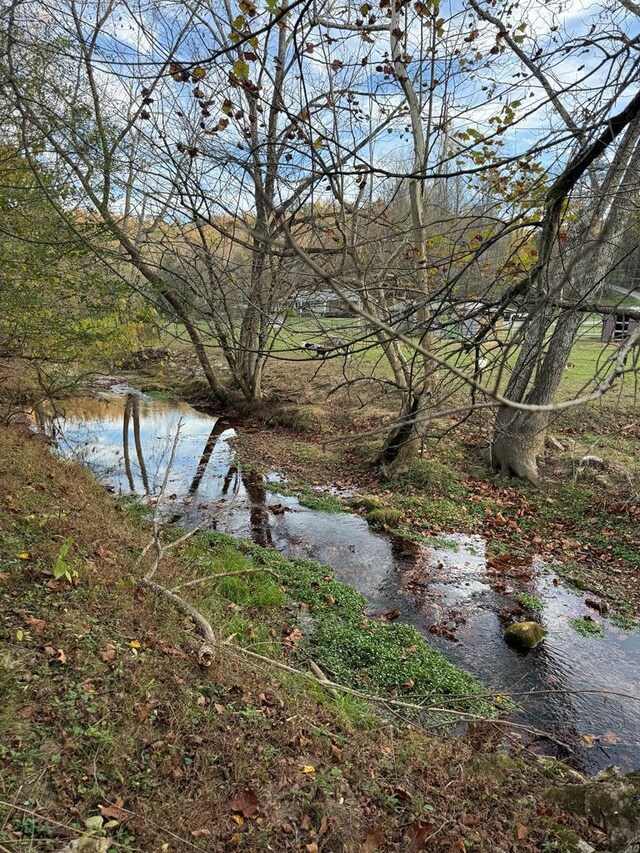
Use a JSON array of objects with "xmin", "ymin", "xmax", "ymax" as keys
[{"xmin": 33, "ymin": 384, "xmax": 640, "ymax": 775}]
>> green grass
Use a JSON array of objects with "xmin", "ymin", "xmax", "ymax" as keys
[
  {"xmin": 516, "ymin": 592, "xmax": 544, "ymax": 613},
  {"xmin": 609, "ymin": 613, "xmax": 640, "ymax": 633},
  {"xmin": 265, "ymin": 480, "xmax": 346, "ymax": 513},
  {"xmin": 0, "ymin": 424, "xmax": 613, "ymax": 853},
  {"xmin": 569, "ymin": 618, "xmax": 605, "ymax": 638},
  {"xmin": 188, "ymin": 533, "xmax": 496, "ymax": 715},
  {"xmin": 365, "ymin": 507, "xmax": 404, "ymax": 528},
  {"xmin": 387, "ymin": 459, "xmax": 466, "ymax": 497}
]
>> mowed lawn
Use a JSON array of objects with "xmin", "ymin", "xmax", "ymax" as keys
[{"xmin": 159, "ymin": 316, "xmax": 637, "ymax": 412}]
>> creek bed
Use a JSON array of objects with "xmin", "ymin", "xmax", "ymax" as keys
[{"xmin": 34, "ymin": 384, "xmax": 640, "ymax": 774}]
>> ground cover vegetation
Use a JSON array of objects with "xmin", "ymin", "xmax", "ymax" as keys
[
  {"xmin": 0, "ymin": 425, "xmax": 603, "ymax": 852},
  {"xmin": 1, "ymin": 0, "xmax": 640, "ymax": 848}
]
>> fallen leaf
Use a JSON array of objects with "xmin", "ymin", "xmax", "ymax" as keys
[
  {"xmin": 44, "ymin": 646, "xmax": 67, "ymax": 664},
  {"xmin": 325, "ymin": 595, "xmax": 336, "ymax": 606},
  {"xmin": 392, "ymin": 784, "xmax": 411, "ymax": 802},
  {"xmin": 270, "ymin": 503, "xmax": 289, "ymax": 515},
  {"xmin": 135, "ymin": 701, "xmax": 156, "ymax": 722},
  {"xmin": 24, "ymin": 616, "xmax": 46, "ymax": 633},
  {"xmin": 379, "ymin": 608, "xmax": 401, "ymax": 621},
  {"xmin": 230, "ymin": 814, "xmax": 245, "ymax": 827},
  {"xmin": 20, "ymin": 705, "xmax": 35, "ymax": 718},
  {"xmin": 404, "ymin": 820, "xmax": 433, "ymax": 851},
  {"xmin": 517, "ymin": 824, "xmax": 529, "ymax": 840},
  {"xmin": 99, "ymin": 796, "xmax": 125, "ymax": 821},
  {"xmin": 130, "ymin": 640, "xmax": 141, "ymax": 649},
  {"xmin": 283, "ymin": 627, "xmax": 303, "ymax": 647},
  {"xmin": 306, "ymin": 843, "xmax": 319, "ymax": 853},
  {"xmin": 95, "ymin": 545, "xmax": 115, "ymax": 560},
  {"xmin": 214, "ymin": 703, "xmax": 226, "ymax": 714},
  {"xmin": 601, "ymin": 731, "xmax": 622, "ymax": 744},
  {"xmin": 361, "ymin": 828, "xmax": 385, "ymax": 851},
  {"xmin": 101, "ymin": 645, "xmax": 116, "ymax": 663},
  {"xmin": 230, "ymin": 789, "xmax": 260, "ymax": 819},
  {"xmin": 330, "ymin": 743, "xmax": 342, "ymax": 760},
  {"xmin": 301, "ymin": 765, "xmax": 316, "ymax": 774},
  {"xmin": 191, "ymin": 829, "xmax": 211, "ymax": 837}
]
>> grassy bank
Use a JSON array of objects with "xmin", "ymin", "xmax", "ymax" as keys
[{"xmin": 0, "ymin": 425, "xmax": 601, "ymax": 851}]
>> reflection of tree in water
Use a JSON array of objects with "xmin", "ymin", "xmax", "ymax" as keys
[
  {"xmin": 222, "ymin": 465, "xmax": 239, "ymax": 496},
  {"xmin": 122, "ymin": 394, "xmax": 149, "ymax": 493},
  {"xmin": 241, "ymin": 470, "xmax": 273, "ymax": 548},
  {"xmin": 122, "ymin": 396, "xmax": 135, "ymax": 491},
  {"xmin": 188, "ymin": 419, "xmax": 230, "ymax": 496}
]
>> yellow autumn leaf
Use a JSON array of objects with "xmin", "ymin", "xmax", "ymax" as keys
[
  {"xmin": 233, "ymin": 59, "xmax": 250, "ymax": 80},
  {"xmin": 19, "ymin": 552, "xmax": 31, "ymax": 559},
  {"xmin": 231, "ymin": 814, "xmax": 245, "ymax": 826},
  {"xmin": 130, "ymin": 640, "xmax": 141, "ymax": 649},
  {"xmin": 301, "ymin": 765, "xmax": 316, "ymax": 773},
  {"xmin": 192, "ymin": 66, "xmax": 206, "ymax": 80}
]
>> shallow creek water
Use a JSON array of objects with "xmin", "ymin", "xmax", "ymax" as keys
[{"xmin": 36, "ymin": 385, "xmax": 640, "ymax": 774}]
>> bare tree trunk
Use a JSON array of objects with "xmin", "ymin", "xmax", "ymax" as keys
[
  {"xmin": 492, "ymin": 310, "xmax": 583, "ymax": 481},
  {"xmin": 492, "ymin": 117, "xmax": 640, "ymax": 481},
  {"xmin": 375, "ymin": 4, "xmax": 436, "ymax": 470}
]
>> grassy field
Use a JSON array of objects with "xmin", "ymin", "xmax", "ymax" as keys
[{"xmin": 158, "ymin": 315, "xmax": 638, "ymax": 413}]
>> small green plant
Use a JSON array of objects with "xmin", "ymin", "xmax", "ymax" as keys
[
  {"xmin": 609, "ymin": 613, "xmax": 640, "ymax": 633},
  {"xmin": 265, "ymin": 481, "xmax": 345, "ymax": 513},
  {"xmin": 515, "ymin": 592, "xmax": 544, "ymax": 613},
  {"xmin": 569, "ymin": 617, "xmax": 604, "ymax": 638},
  {"xmin": 365, "ymin": 508, "xmax": 404, "ymax": 528},
  {"xmin": 52, "ymin": 537, "xmax": 78, "ymax": 584},
  {"xmin": 388, "ymin": 459, "xmax": 465, "ymax": 497},
  {"xmin": 427, "ymin": 535, "xmax": 460, "ymax": 552}
]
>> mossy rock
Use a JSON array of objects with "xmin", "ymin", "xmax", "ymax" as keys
[
  {"xmin": 503, "ymin": 621, "xmax": 547, "ymax": 650},
  {"xmin": 365, "ymin": 508, "xmax": 404, "ymax": 529},
  {"xmin": 347, "ymin": 495, "xmax": 385, "ymax": 512},
  {"xmin": 546, "ymin": 768, "xmax": 640, "ymax": 852}
]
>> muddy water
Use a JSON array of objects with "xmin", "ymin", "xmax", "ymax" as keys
[{"xmin": 38, "ymin": 386, "xmax": 640, "ymax": 774}]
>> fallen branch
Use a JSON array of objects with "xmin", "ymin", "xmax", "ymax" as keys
[{"xmin": 171, "ymin": 567, "xmax": 280, "ymax": 592}]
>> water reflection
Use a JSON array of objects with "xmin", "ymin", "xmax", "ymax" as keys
[{"xmin": 34, "ymin": 386, "xmax": 640, "ymax": 774}]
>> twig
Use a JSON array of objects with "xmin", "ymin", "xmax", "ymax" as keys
[
  {"xmin": 172, "ymin": 567, "xmax": 280, "ymax": 592},
  {"xmin": 140, "ymin": 576, "xmax": 217, "ymax": 664},
  {"xmin": 144, "ymin": 421, "xmax": 183, "ymax": 581}
]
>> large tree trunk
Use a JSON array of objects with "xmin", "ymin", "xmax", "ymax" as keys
[
  {"xmin": 490, "ymin": 101, "xmax": 640, "ymax": 482},
  {"xmin": 377, "ymin": 393, "xmax": 424, "ymax": 470},
  {"xmin": 491, "ymin": 310, "xmax": 583, "ymax": 482},
  {"xmin": 491, "ymin": 120, "xmax": 640, "ymax": 482}
]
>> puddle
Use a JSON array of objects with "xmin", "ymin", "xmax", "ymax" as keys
[{"xmin": 33, "ymin": 386, "xmax": 640, "ymax": 773}]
